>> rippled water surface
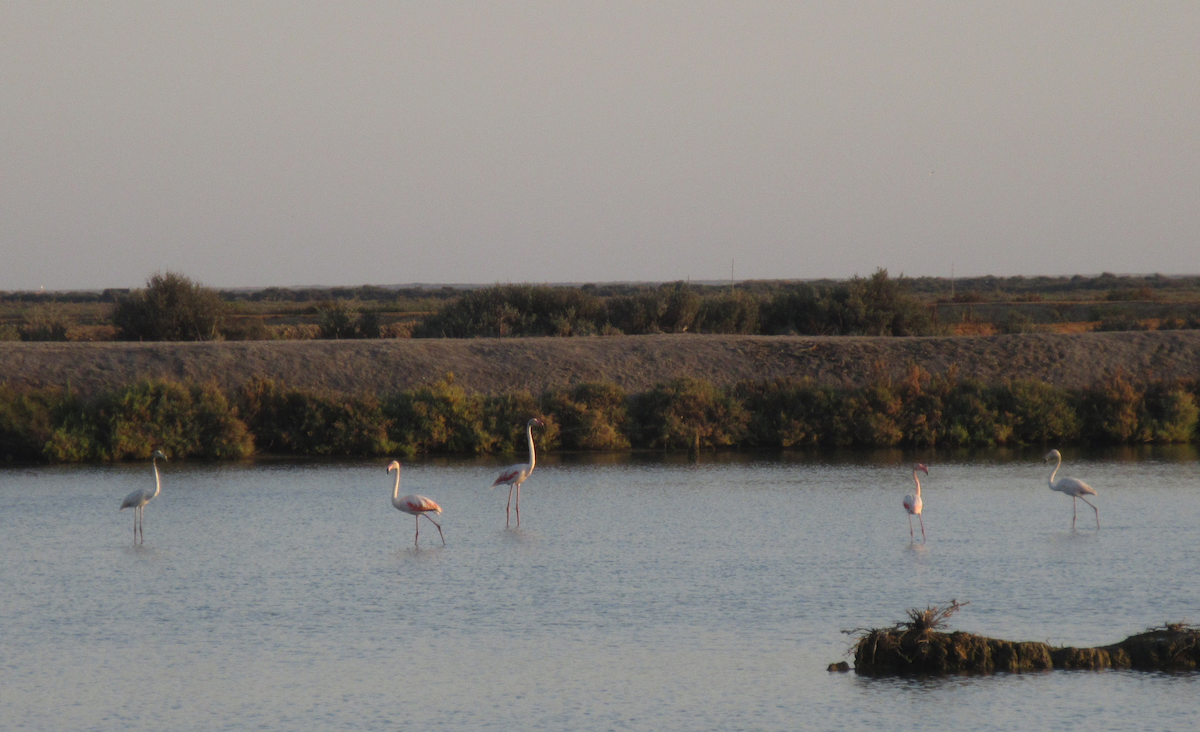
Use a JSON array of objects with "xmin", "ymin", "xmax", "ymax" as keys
[{"xmin": 2, "ymin": 449, "xmax": 1199, "ymax": 731}]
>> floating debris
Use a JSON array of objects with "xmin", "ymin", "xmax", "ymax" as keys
[{"xmin": 846, "ymin": 604, "xmax": 1200, "ymax": 675}]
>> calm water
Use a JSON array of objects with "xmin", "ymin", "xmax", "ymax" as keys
[{"xmin": 2, "ymin": 448, "xmax": 1198, "ymax": 731}]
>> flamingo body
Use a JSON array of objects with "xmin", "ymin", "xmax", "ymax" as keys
[
  {"xmin": 119, "ymin": 450, "xmax": 167, "ymax": 544},
  {"xmin": 492, "ymin": 418, "xmax": 543, "ymax": 527},
  {"xmin": 1044, "ymin": 449, "xmax": 1099, "ymax": 530},
  {"xmin": 387, "ymin": 460, "xmax": 444, "ymax": 547},
  {"xmin": 902, "ymin": 463, "xmax": 928, "ymax": 542}
]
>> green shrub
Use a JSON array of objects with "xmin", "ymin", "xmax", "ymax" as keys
[
  {"xmin": 42, "ymin": 379, "xmax": 253, "ymax": 461},
  {"xmin": 240, "ymin": 378, "xmax": 390, "ymax": 456},
  {"xmin": 483, "ymin": 392, "xmax": 559, "ymax": 453},
  {"xmin": 0, "ymin": 386, "xmax": 67, "ymax": 461},
  {"xmin": 315, "ymin": 300, "xmax": 358, "ymax": 339},
  {"xmin": 414, "ymin": 286, "xmax": 605, "ymax": 337},
  {"xmin": 738, "ymin": 379, "xmax": 835, "ymax": 448},
  {"xmin": 695, "ymin": 292, "xmax": 760, "ymax": 334},
  {"xmin": 1003, "ymin": 380, "xmax": 1081, "ymax": 444},
  {"xmin": 112, "ymin": 272, "xmax": 229, "ymax": 341},
  {"xmin": 1079, "ymin": 374, "xmax": 1149, "ymax": 443},
  {"xmin": 542, "ymin": 382, "xmax": 630, "ymax": 450},
  {"xmin": 894, "ymin": 367, "xmax": 946, "ymax": 447},
  {"xmin": 847, "ymin": 381, "xmax": 905, "ymax": 447},
  {"xmin": 606, "ymin": 283, "xmax": 702, "ymax": 334},
  {"xmin": 940, "ymin": 380, "xmax": 1013, "ymax": 447},
  {"xmin": 383, "ymin": 374, "xmax": 494, "ymax": 454},
  {"xmin": 1142, "ymin": 384, "xmax": 1198, "ymax": 443},
  {"xmin": 760, "ymin": 285, "xmax": 828, "ymax": 335},
  {"xmin": 631, "ymin": 378, "xmax": 748, "ymax": 450}
]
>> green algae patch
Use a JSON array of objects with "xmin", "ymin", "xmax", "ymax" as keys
[{"xmin": 848, "ymin": 605, "xmax": 1199, "ymax": 676}]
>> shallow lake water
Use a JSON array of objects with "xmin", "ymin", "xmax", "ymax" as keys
[{"xmin": 2, "ymin": 447, "xmax": 1198, "ymax": 731}]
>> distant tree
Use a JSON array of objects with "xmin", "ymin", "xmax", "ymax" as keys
[
  {"xmin": 316, "ymin": 300, "xmax": 358, "ymax": 339},
  {"xmin": 112, "ymin": 272, "xmax": 229, "ymax": 341}
]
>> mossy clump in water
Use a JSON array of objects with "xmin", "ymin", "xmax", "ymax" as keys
[
  {"xmin": 850, "ymin": 601, "xmax": 1052, "ymax": 675},
  {"xmin": 848, "ymin": 605, "xmax": 1200, "ymax": 675}
]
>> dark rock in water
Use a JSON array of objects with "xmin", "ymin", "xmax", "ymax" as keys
[
  {"xmin": 827, "ymin": 661, "xmax": 850, "ymax": 672},
  {"xmin": 852, "ymin": 624, "xmax": 1200, "ymax": 676},
  {"xmin": 1052, "ymin": 626, "xmax": 1200, "ymax": 672}
]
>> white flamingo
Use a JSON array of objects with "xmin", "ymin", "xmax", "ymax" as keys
[
  {"xmin": 492, "ymin": 418, "xmax": 543, "ymax": 527},
  {"xmin": 1044, "ymin": 449, "xmax": 1099, "ymax": 530},
  {"xmin": 902, "ymin": 463, "xmax": 928, "ymax": 542},
  {"xmin": 387, "ymin": 461, "xmax": 444, "ymax": 548},
  {"xmin": 119, "ymin": 450, "xmax": 167, "ymax": 544}
]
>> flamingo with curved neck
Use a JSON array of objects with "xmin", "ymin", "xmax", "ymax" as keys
[
  {"xmin": 120, "ymin": 450, "xmax": 167, "ymax": 544},
  {"xmin": 1044, "ymin": 449, "xmax": 1099, "ymax": 530},
  {"xmin": 902, "ymin": 463, "xmax": 928, "ymax": 542},
  {"xmin": 491, "ymin": 418, "xmax": 544, "ymax": 527},
  {"xmin": 388, "ymin": 460, "xmax": 444, "ymax": 548}
]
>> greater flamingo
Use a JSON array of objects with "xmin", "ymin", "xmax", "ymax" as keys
[
  {"xmin": 902, "ymin": 463, "xmax": 928, "ymax": 542},
  {"xmin": 119, "ymin": 450, "xmax": 167, "ymax": 544},
  {"xmin": 492, "ymin": 418, "xmax": 543, "ymax": 527},
  {"xmin": 387, "ymin": 460, "xmax": 444, "ymax": 548},
  {"xmin": 1044, "ymin": 449, "xmax": 1099, "ymax": 530}
]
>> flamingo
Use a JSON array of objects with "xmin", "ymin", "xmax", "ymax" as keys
[
  {"xmin": 119, "ymin": 450, "xmax": 167, "ymax": 544},
  {"xmin": 492, "ymin": 418, "xmax": 543, "ymax": 527},
  {"xmin": 1044, "ymin": 449, "xmax": 1099, "ymax": 530},
  {"xmin": 902, "ymin": 463, "xmax": 928, "ymax": 542},
  {"xmin": 387, "ymin": 461, "xmax": 444, "ymax": 548}
]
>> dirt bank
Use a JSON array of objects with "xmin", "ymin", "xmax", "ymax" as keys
[{"xmin": 3, "ymin": 331, "xmax": 1200, "ymax": 397}]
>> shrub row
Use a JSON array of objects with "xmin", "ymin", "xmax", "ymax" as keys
[
  {"xmin": 414, "ymin": 269, "xmax": 938, "ymax": 337},
  {"xmin": 1, "ymin": 371, "xmax": 1197, "ymax": 463}
]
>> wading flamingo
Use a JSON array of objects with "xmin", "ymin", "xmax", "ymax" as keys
[
  {"xmin": 902, "ymin": 463, "xmax": 929, "ymax": 542},
  {"xmin": 387, "ymin": 461, "xmax": 444, "ymax": 548},
  {"xmin": 1044, "ymin": 449, "xmax": 1099, "ymax": 530},
  {"xmin": 492, "ymin": 418, "xmax": 544, "ymax": 527},
  {"xmin": 120, "ymin": 450, "xmax": 167, "ymax": 544}
]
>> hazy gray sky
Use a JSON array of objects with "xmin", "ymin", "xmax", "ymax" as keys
[{"xmin": 2, "ymin": 2, "xmax": 1197, "ymax": 290}]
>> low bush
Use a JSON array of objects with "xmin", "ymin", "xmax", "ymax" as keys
[
  {"xmin": 1003, "ymin": 380, "xmax": 1081, "ymax": 445},
  {"xmin": 383, "ymin": 375, "xmax": 494, "ymax": 454},
  {"xmin": 542, "ymin": 382, "xmax": 630, "ymax": 450},
  {"xmin": 240, "ymin": 378, "xmax": 390, "ymax": 456},
  {"xmin": 112, "ymin": 272, "xmax": 229, "ymax": 341},
  {"xmin": 44, "ymin": 379, "xmax": 253, "ymax": 461},
  {"xmin": 0, "ymin": 386, "xmax": 67, "ymax": 461},
  {"xmin": 631, "ymin": 377, "xmax": 749, "ymax": 450}
]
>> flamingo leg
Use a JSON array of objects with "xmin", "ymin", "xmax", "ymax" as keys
[
  {"xmin": 918, "ymin": 514, "xmax": 926, "ymax": 543},
  {"xmin": 506, "ymin": 484, "xmax": 514, "ymax": 527},
  {"xmin": 422, "ymin": 514, "xmax": 446, "ymax": 546},
  {"xmin": 907, "ymin": 514, "xmax": 914, "ymax": 541},
  {"xmin": 1072, "ymin": 497, "xmax": 1078, "ymax": 531},
  {"xmin": 414, "ymin": 514, "xmax": 420, "ymax": 548},
  {"xmin": 515, "ymin": 483, "xmax": 521, "ymax": 527},
  {"xmin": 1079, "ymin": 496, "xmax": 1100, "ymax": 529}
]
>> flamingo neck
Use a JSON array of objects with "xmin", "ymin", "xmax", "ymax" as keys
[
  {"xmin": 1048, "ymin": 453, "xmax": 1061, "ymax": 487},
  {"xmin": 151, "ymin": 457, "xmax": 162, "ymax": 500},
  {"xmin": 526, "ymin": 424, "xmax": 537, "ymax": 471},
  {"xmin": 912, "ymin": 470, "xmax": 922, "ymax": 497},
  {"xmin": 391, "ymin": 467, "xmax": 401, "ymax": 504}
]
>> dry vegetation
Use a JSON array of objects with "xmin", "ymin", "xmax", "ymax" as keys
[
  {"xmin": 847, "ymin": 603, "xmax": 1200, "ymax": 675},
  {"xmin": 3, "ymin": 331, "xmax": 1200, "ymax": 398}
]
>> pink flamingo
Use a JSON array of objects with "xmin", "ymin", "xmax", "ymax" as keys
[
  {"xmin": 492, "ymin": 418, "xmax": 544, "ymax": 527},
  {"xmin": 1044, "ymin": 449, "xmax": 1099, "ymax": 530},
  {"xmin": 387, "ymin": 461, "xmax": 444, "ymax": 547},
  {"xmin": 902, "ymin": 463, "xmax": 929, "ymax": 542}
]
